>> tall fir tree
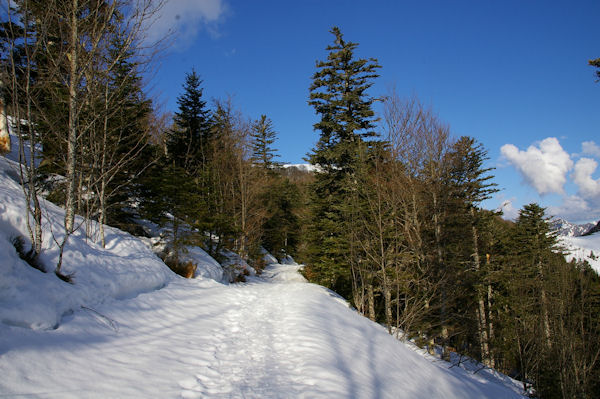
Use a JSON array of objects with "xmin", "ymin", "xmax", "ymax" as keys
[
  {"xmin": 305, "ymin": 26, "xmax": 381, "ymax": 295},
  {"xmin": 141, "ymin": 68, "xmax": 211, "ymax": 266},
  {"xmin": 250, "ymin": 114, "xmax": 280, "ymax": 170},
  {"xmin": 167, "ymin": 68, "xmax": 211, "ymax": 172},
  {"xmin": 261, "ymin": 177, "xmax": 301, "ymax": 259},
  {"xmin": 447, "ymin": 136, "xmax": 499, "ymax": 364},
  {"xmin": 89, "ymin": 33, "xmax": 154, "ymax": 239}
]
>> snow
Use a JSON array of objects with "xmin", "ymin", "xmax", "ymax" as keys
[
  {"xmin": 551, "ymin": 218, "xmax": 595, "ymax": 237},
  {"xmin": 0, "ymin": 151, "xmax": 173, "ymax": 330},
  {"xmin": 0, "ymin": 262, "xmax": 525, "ymax": 398},
  {"xmin": 0, "ymin": 141, "xmax": 526, "ymax": 398},
  {"xmin": 560, "ymin": 233, "xmax": 600, "ymax": 274},
  {"xmin": 281, "ymin": 163, "xmax": 320, "ymax": 173}
]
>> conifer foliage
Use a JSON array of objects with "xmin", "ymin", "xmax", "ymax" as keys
[
  {"xmin": 167, "ymin": 69, "xmax": 211, "ymax": 172},
  {"xmin": 305, "ymin": 26, "xmax": 381, "ymax": 294},
  {"xmin": 308, "ymin": 26, "xmax": 380, "ymax": 172},
  {"xmin": 250, "ymin": 114, "xmax": 280, "ymax": 170}
]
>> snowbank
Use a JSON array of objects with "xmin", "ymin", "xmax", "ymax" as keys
[
  {"xmin": 185, "ymin": 245, "xmax": 223, "ymax": 281},
  {"xmin": 0, "ymin": 154, "xmax": 174, "ymax": 330}
]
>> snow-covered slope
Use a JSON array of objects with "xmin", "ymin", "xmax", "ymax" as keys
[
  {"xmin": 548, "ymin": 217, "xmax": 600, "ymax": 273},
  {"xmin": 0, "ymin": 155, "xmax": 173, "ymax": 330},
  {"xmin": 551, "ymin": 218, "xmax": 596, "ymax": 237},
  {"xmin": 560, "ymin": 233, "xmax": 600, "ymax": 274},
  {"xmin": 0, "ymin": 261, "xmax": 525, "ymax": 398},
  {"xmin": 0, "ymin": 147, "xmax": 525, "ymax": 398}
]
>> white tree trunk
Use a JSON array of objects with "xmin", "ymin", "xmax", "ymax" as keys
[{"xmin": 57, "ymin": 0, "xmax": 80, "ymax": 274}]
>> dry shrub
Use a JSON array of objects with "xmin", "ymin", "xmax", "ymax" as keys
[
  {"xmin": 251, "ymin": 257, "xmax": 266, "ymax": 275},
  {"xmin": 164, "ymin": 259, "xmax": 197, "ymax": 279},
  {"xmin": 0, "ymin": 135, "xmax": 9, "ymax": 154}
]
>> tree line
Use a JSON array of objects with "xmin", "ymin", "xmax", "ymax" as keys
[
  {"xmin": 2, "ymin": 4, "xmax": 600, "ymax": 397},
  {"xmin": 301, "ymin": 27, "xmax": 600, "ymax": 398}
]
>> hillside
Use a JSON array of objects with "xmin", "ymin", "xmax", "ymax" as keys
[
  {"xmin": 560, "ymin": 233, "xmax": 600, "ymax": 273},
  {"xmin": 0, "ymin": 153, "xmax": 525, "ymax": 398}
]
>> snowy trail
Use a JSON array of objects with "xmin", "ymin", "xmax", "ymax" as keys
[{"xmin": 0, "ymin": 263, "xmax": 524, "ymax": 398}]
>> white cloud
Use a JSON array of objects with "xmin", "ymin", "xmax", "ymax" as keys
[
  {"xmin": 145, "ymin": 0, "xmax": 228, "ymax": 45},
  {"xmin": 497, "ymin": 198, "xmax": 519, "ymax": 221},
  {"xmin": 572, "ymin": 158, "xmax": 600, "ymax": 199},
  {"xmin": 547, "ymin": 195, "xmax": 597, "ymax": 223},
  {"xmin": 500, "ymin": 137, "xmax": 573, "ymax": 195},
  {"xmin": 581, "ymin": 141, "xmax": 600, "ymax": 158}
]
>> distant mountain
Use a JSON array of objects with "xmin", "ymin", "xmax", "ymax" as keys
[
  {"xmin": 551, "ymin": 218, "xmax": 596, "ymax": 237},
  {"xmin": 582, "ymin": 220, "xmax": 600, "ymax": 236},
  {"xmin": 281, "ymin": 163, "xmax": 320, "ymax": 173}
]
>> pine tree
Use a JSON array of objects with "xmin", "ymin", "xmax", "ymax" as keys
[
  {"xmin": 516, "ymin": 203, "xmax": 557, "ymax": 346},
  {"xmin": 307, "ymin": 26, "xmax": 380, "ymax": 173},
  {"xmin": 261, "ymin": 177, "xmax": 301, "ymax": 258},
  {"xmin": 250, "ymin": 114, "xmax": 280, "ymax": 170},
  {"xmin": 97, "ymin": 35, "xmax": 153, "ymax": 237},
  {"xmin": 138, "ymin": 157, "xmax": 204, "ymax": 266},
  {"xmin": 141, "ymin": 69, "xmax": 212, "ymax": 265},
  {"xmin": 447, "ymin": 136, "xmax": 499, "ymax": 364},
  {"xmin": 167, "ymin": 69, "xmax": 211, "ymax": 172},
  {"xmin": 305, "ymin": 26, "xmax": 381, "ymax": 295}
]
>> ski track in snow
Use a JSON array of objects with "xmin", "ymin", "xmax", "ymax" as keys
[{"xmin": 0, "ymin": 263, "xmax": 524, "ymax": 398}]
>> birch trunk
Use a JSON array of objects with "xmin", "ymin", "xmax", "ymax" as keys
[
  {"xmin": 57, "ymin": 0, "xmax": 80, "ymax": 274},
  {"xmin": 367, "ymin": 282, "xmax": 376, "ymax": 322}
]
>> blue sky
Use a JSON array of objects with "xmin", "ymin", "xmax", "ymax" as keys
[{"xmin": 147, "ymin": 0, "xmax": 600, "ymax": 223}]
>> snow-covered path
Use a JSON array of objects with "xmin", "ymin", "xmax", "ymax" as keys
[{"xmin": 0, "ymin": 263, "xmax": 524, "ymax": 398}]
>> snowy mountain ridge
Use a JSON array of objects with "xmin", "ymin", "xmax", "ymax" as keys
[
  {"xmin": 549, "ymin": 218, "xmax": 600, "ymax": 273},
  {"xmin": 551, "ymin": 218, "xmax": 596, "ymax": 237}
]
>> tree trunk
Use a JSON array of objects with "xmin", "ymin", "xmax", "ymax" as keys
[
  {"xmin": 538, "ymin": 259, "xmax": 552, "ymax": 349},
  {"xmin": 367, "ymin": 282, "xmax": 376, "ymax": 321},
  {"xmin": 64, "ymin": 0, "xmax": 79, "ymax": 236},
  {"xmin": 470, "ymin": 208, "xmax": 491, "ymax": 366},
  {"xmin": 486, "ymin": 254, "xmax": 495, "ymax": 368},
  {"xmin": 56, "ymin": 0, "xmax": 79, "ymax": 274},
  {"xmin": 384, "ymin": 285, "xmax": 392, "ymax": 334},
  {"xmin": 432, "ymin": 191, "xmax": 449, "ymax": 358}
]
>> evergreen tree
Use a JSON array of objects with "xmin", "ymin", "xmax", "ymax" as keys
[
  {"xmin": 250, "ymin": 114, "xmax": 280, "ymax": 170},
  {"xmin": 496, "ymin": 204, "xmax": 558, "ymax": 394},
  {"xmin": 261, "ymin": 177, "xmax": 301, "ymax": 259},
  {"xmin": 167, "ymin": 69, "xmax": 211, "ymax": 172},
  {"xmin": 138, "ymin": 157, "xmax": 204, "ymax": 266},
  {"xmin": 141, "ymin": 69, "xmax": 212, "ymax": 265},
  {"xmin": 307, "ymin": 26, "xmax": 380, "ymax": 173},
  {"xmin": 447, "ymin": 136, "xmax": 499, "ymax": 364},
  {"xmin": 304, "ymin": 26, "xmax": 381, "ymax": 295},
  {"xmin": 99, "ymin": 35, "xmax": 153, "ymax": 234}
]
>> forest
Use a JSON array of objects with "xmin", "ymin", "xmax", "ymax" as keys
[{"xmin": 1, "ymin": 1, "xmax": 599, "ymax": 398}]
